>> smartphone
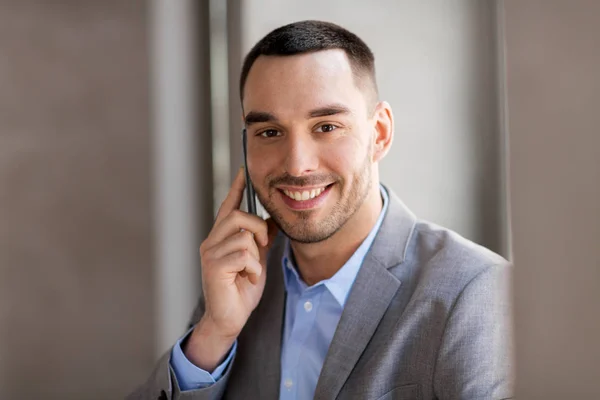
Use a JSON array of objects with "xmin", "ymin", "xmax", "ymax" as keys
[{"xmin": 242, "ymin": 128, "xmax": 257, "ymax": 215}]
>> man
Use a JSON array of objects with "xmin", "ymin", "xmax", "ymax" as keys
[{"xmin": 129, "ymin": 20, "xmax": 513, "ymax": 400}]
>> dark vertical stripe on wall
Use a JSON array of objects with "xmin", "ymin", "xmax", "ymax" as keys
[
  {"xmin": 197, "ymin": 0, "xmax": 215, "ymax": 239},
  {"xmin": 227, "ymin": 0, "xmax": 243, "ymax": 181}
]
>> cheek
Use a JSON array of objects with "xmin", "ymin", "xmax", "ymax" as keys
[
  {"xmin": 327, "ymin": 136, "xmax": 368, "ymax": 176},
  {"xmin": 247, "ymin": 148, "xmax": 283, "ymax": 183}
]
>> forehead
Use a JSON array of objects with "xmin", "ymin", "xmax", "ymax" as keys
[{"xmin": 243, "ymin": 49, "xmax": 368, "ymax": 119}]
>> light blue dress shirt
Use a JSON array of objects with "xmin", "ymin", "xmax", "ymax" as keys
[{"xmin": 171, "ymin": 186, "xmax": 389, "ymax": 398}]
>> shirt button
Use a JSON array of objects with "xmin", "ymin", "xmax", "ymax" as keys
[
  {"xmin": 284, "ymin": 378, "xmax": 293, "ymax": 389},
  {"xmin": 304, "ymin": 301, "xmax": 313, "ymax": 312}
]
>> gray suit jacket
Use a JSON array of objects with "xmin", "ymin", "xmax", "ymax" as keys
[{"xmin": 128, "ymin": 188, "xmax": 514, "ymax": 400}]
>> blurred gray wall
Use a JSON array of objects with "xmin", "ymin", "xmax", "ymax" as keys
[
  {"xmin": 505, "ymin": 0, "xmax": 600, "ymax": 398},
  {"xmin": 240, "ymin": 0, "xmax": 507, "ymax": 253},
  {"xmin": 0, "ymin": 1, "xmax": 154, "ymax": 398}
]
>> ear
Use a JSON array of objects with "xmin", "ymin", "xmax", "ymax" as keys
[{"xmin": 371, "ymin": 101, "xmax": 394, "ymax": 162}]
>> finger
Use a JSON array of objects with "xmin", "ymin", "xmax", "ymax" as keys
[
  {"xmin": 238, "ymin": 269, "xmax": 259, "ymax": 285},
  {"xmin": 208, "ymin": 210, "xmax": 269, "ymax": 248},
  {"xmin": 211, "ymin": 249, "xmax": 263, "ymax": 282},
  {"xmin": 259, "ymin": 218, "xmax": 280, "ymax": 261},
  {"xmin": 210, "ymin": 230, "xmax": 260, "ymax": 261},
  {"xmin": 214, "ymin": 167, "xmax": 246, "ymax": 225}
]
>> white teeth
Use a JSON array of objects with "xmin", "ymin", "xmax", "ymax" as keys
[{"xmin": 282, "ymin": 186, "xmax": 327, "ymax": 201}]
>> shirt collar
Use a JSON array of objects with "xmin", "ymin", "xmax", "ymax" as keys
[{"xmin": 282, "ymin": 185, "xmax": 390, "ymax": 307}]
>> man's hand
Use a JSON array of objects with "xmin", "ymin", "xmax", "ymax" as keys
[{"xmin": 184, "ymin": 167, "xmax": 278, "ymax": 372}]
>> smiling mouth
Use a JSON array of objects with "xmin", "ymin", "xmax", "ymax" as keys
[{"xmin": 279, "ymin": 184, "xmax": 333, "ymax": 202}]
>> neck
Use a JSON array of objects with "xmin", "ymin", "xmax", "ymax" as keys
[{"xmin": 290, "ymin": 184, "xmax": 383, "ymax": 286}]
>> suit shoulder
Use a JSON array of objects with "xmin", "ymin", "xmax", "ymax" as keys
[
  {"xmin": 402, "ymin": 220, "xmax": 510, "ymax": 295},
  {"xmin": 412, "ymin": 219, "xmax": 508, "ymax": 268}
]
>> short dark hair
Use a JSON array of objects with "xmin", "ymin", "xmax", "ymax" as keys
[{"xmin": 239, "ymin": 20, "xmax": 378, "ymax": 102}]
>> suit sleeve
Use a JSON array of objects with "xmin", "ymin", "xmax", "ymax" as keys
[
  {"xmin": 126, "ymin": 295, "xmax": 235, "ymax": 400},
  {"xmin": 170, "ymin": 329, "xmax": 237, "ymax": 390},
  {"xmin": 433, "ymin": 263, "xmax": 515, "ymax": 400}
]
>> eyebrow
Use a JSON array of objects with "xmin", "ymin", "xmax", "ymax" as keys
[
  {"xmin": 244, "ymin": 104, "xmax": 352, "ymax": 126},
  {"xmin": 244, "ymin": 111, "xmax": 278, "ymax": 126},
  {"xmin": 307, "ymin": 104, "xmax": 352, "ymax": 118}
]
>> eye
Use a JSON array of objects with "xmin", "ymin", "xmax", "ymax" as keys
[
  {"xmin": 316, "ymin": 124, "xmax": 337, "ymax": 133},
  {"xmin": 260, "ymin": 129, "xmax": 281, "ymax": 138}
]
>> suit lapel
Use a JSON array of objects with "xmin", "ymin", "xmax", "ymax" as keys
[
  {"xmin": 313, "ymin": 258, "xmax": 401, "ymax": 399},
  {"xmin": 230, "ymin": 234, "xmax": 286, "ymax": 399},
  {"xmin": 313, "ymin": 187, "xmax": 417, "ymax": 400}
]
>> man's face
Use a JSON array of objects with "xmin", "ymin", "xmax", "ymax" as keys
[{"xmin": 243, "ymin": 49, "xmax": 376, "ymax": 243}]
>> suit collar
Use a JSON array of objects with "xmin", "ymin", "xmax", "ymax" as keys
[
  {"xmin": 369, "ymin": 184, "xmax": 417, "ymax": 268},
  {"xmin": 313, "ymin": 185, "xmax": 418, "ymax": 399}
]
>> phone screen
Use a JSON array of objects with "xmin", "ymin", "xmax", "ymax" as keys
[{"xmin": 242, "ymin": 128, "xmax": 257, "ymax": 215}]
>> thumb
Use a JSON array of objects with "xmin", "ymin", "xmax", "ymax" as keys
[{"xmin": 259, "ymin": 218, "xmax": 279, "ymax": 262}]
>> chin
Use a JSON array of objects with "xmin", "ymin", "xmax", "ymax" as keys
[
  {"xmin": 276, "ymin": 211, "xmax": 343, "ymax": 243},
  {"xmin": 284, "ymin": 228, "xmax": 336, "ymax": 244}
]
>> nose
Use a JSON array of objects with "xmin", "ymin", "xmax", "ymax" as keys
[{"xmin": 283, "ymin": 132, "xmax": 319, "ymax": 177}]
